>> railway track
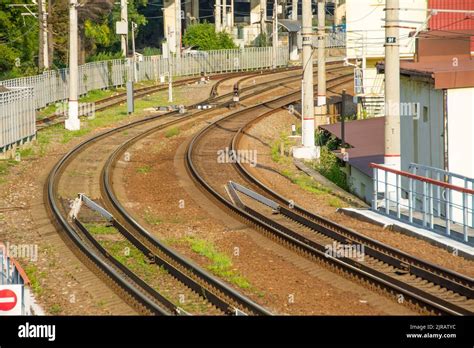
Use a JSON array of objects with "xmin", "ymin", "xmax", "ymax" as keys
[
  {"xmin": 46, "ymin": 65, "xmax": 343, "ymax": 315},
  {"xmin": 35, "ymin": 65, "xmax": 315, "ymax": 130},
  {"xmin": 185, "ymin": 71, "xmax": 474, "ymax": 316}
]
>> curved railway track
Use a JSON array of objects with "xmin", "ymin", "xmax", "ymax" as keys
[
  {"xmin": 36, "ymin": 64, "xmax": 326, "ymax": 130},
  {"xmin": 46, "ymin": 65, "xmax": 343, "ymax": 315},
  {"xmin": 185, "ymin": 71, "xmax": 474, "ymax": 316}
]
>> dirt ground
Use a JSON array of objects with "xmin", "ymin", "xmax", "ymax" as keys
[
  {"xmin": 118, "ymin": 112, "xmax": 417, "ymax": 315},
  {"xmin": 239, "ymin": 109, "xmax": 474, "ymax": 278},
  {"xmin": 0, "ymin": 82, "xmax": 214, "ymax": 315}
]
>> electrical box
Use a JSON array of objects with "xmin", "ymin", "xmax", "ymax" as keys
[{"xmin": 116, "ymin": 21, "xmax": 128, "ymax": 35}]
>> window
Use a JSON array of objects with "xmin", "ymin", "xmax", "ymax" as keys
[{"xmin": 423, "ymin": 106, "xmax": 429, "ymax": 123}]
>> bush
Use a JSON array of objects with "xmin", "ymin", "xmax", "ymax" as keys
[
  {"xmin": 315, "ymin": 147, "xmax": 348, "ymax": 190},
  {"xmin": 183, "ymin": 23, "xmax": 236, "ymax": 50}
]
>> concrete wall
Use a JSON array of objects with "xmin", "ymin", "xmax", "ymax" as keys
[
  {"xmin": 400, "ymin": 75, "xmax": 444, "ymax": 173},
  {"xmin": 447, "ymin": 87, "xmax": 474, "ymax": 225},
  {"xmin": 348, "ymin": 165, "xmax": 373, "ymax": 204},
  {"xmin": 345, "ymin": 0, "xmax": 427, "ymax": 60},
  {"xmin": 447, "ymin": 87, "xmax": 474, "ymax": 178}
]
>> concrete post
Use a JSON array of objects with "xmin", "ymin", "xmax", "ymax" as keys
[
  {"xmin": 292, "ymin": 0, "xmax": 298, "ymax": 20},
  {"xmin": 38, "ymin": 0, "xmax": 49, "ymax": 70},
  {"xmin": 289, "ymin": 0, "xmax": 299, "ymax": 61},
  {"xmin": 120, "ymin": 0, "xmax": 128, "ymax": 57},
  {"xmin": 176, "ymin": 0, "xmax": 182, "ymax": 56},
  {"xmin": 164, "ymin": 0, "xmax": 177, "ymax": 54},
  {"xmin": 260, "ymin": 0, "xmax": 267, "ymax": 37},
  {"xmin": 215, "ymin": 0, "xmax": 222, "ymax": 32},
  {"xmin": 299, "ymin": 0, "xmax": 316, "ymax": 155},
  {"xmin": 317, "ymin": 0, "xmax": 326, "ymax": 108},
  {"xmin": 66, "ymin": 0, "xmax": 80, "ymax": 130},
  {"xmin": 192, "ymin": 0, "xmax": 199, "ymax": 20},
  {"xmin": 384, "ymin": 0, "xmax": 401, "ymax": 169},
  {"xmin": 272, "ymin": 0, "xmax": 278, "ymax": 68}
]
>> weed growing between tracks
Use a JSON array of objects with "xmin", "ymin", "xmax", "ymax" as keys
[
  {"xmin": 85, "ymin": 222, "xmax": 218, "ymax": 314},
  {"xmin": 270, "ymin": 134, "xmax": 346, "ymax": 209},
  {"xmin": 167, "ymin": 236, "xmax": 253, "ymax": 291}
]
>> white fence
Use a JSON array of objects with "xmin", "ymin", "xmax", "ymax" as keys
[
  {"xmin": 0, "ymin": 47, "xmax": 289, "ymax": 111},
  {"xmin": 0, "ymin": 87, "xmax": 36, "ymax": 152}
]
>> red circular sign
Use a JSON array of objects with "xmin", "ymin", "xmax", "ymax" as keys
[{"xmin": 0, "ymin": 289, "xmax": 18, "ymax": 311}]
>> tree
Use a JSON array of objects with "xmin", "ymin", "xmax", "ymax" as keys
[
  {"xmin": 0, "ymin": 1, "xmax": 39, "ymax": 79},
  {"xmin": 183, "ymin": 23, "xmax": 236, "ymax": 50}
]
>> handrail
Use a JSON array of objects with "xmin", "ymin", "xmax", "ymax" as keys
[{"xmin": 370, "ymin": 163, "xmax": 474, "ymax": 195}]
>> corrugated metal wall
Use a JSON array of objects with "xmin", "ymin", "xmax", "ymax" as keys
[{"xmin": 428, "ymin": 0, "xmax": 474, "ymax": 30}]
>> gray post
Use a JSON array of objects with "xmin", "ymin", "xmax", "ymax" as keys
[
  {"xmin": 216, "ymin": 0, "xmax": 222, "ymax": 32},
  {"xmin": 126, "ymin": 81, "xmax": 134, "ymax": 114},
  {"xmin": 38, "ymin": 0, "xmax": 49, "ymax": 70},
  {"xmin": 131, "ymin": 22, "xmax": 137, "ymax": 82},
  {"xmin": 176, "ymin": 0, "xmax": 182, "ymax": 56},
  {"xmin": 121, "ymin": 0, "xmax": 128, "ymax": 57},
  {"xmin": 272, "ymin": 0, "xmax": 278, "ymax": 69},
  {"xmin": 167, "ymin": 28, "xmax": 173, "ymax": 103},
  {"xmin": 66, "ymin": 0, "xmax": 80, "ymax": 131},
  {"xmin": 317, "ymin": 0, "xmax": 326, "ymax": 108},
  {"xmin": 384, "ymin": 0, "xmax": 401, "ymax": 170},
  {"xmin": 301, "ymin": 0, "xmax": 315, "ymax": 149}
]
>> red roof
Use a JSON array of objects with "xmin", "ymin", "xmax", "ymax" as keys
[
  {"xmin": 319, "ymin": 117, "xmax": 385, "ymax": 177},
  {"xmin": 429, "ymin": 0, "xmax": 474, "ymax": 31}
]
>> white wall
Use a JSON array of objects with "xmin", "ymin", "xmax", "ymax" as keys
[
  {"xmin": 345, "ymin": 0, "xmax": 427, "ymax": 60},
  {"xmin": 400, "ymin": 76, "xmax": 444, "ymax": 173},
  {"xmin": 447, "ymin": 88, "xmax": 474, "ymax": 226},
  {"xmin": 447, "ymin": 88, "xmax": 474, "ymax": 179},
  {"xmin": 349, "ymin": 166, "xmax": 373, "ymax": 204}
]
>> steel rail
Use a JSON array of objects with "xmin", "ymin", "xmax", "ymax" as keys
[
  {"xmin": 232, "ymin": 122, "xmax": 474, "ymax": 298},
  {"xmin": 46, "ymin": 68, "xmax": 323, "ymax": 316},
  {"xmin": 186, "ymin": 73, "xmax": 473, "ymax": 316}
]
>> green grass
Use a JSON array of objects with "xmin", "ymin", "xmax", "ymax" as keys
[
  {"xmin": 49, "ymin": 304, "xmax": 62, "ymax": 314},
  {"xmin": 183, "ymin": 236, "xmax": 251, "ymax": 289},
  {"xmin": 17, "ymin": 147, "xmax": 35, "ymax": 159},
  {"xmin": 136, "ymin": 164, "xmax": 152, "ymax": 174},
  {"xmin": 84, "ymin": 223, "xmax": 117, "ymax": 235},
  {"xmin": 0, "ymin": 159, "xmax": 18, "ymax": 184},
  {"xmin": 328, "ymin": 197, "xmax": 344, "ymax": 208},
  {"xmin": 143, "ymin": 211, "xmax": 163, "ymax": 225},
  {"xmin": 24, "ymin": 264, "xmax": 45, "ymax": 296},
  {"xmin": 165, "ymin": 127, "xmax": 180, "ymax": 138}
]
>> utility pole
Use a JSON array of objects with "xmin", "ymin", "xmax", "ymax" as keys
[
  {"xmin": 120, "ymin": 0, "xmax": 128, "ymax": 57},
  {"xmin": 215, "ymin": 0, "xmax": 221, "ymax": 32},
  {"xmin": 291, "ymin": 0, "xmax": 297, "ymax": 20},
  {"xmin": 317, "ymin": 0, "xmax": 326, "ymax": 112},
  {"xmin": 176, "ymin": 0, "xmax": 182, "ymax": 56},
  {"xmin": 167, "ymin": 27, "xmax": 173, "ymax": 103},
  {"xmin": 260, "ymin": 0, "xmax": 266, "ymax": 39},
  {"xmin": 384, "ymin": 0, "xmax": 400, "ymax": 169},
  {"xmin": 131, "ymin": 21, "xmax": 137, "ymax": 82},
  {"xmin": 272, "ymin": 0, "xmax": 278, "ymax": 69},
  {"xmin": 289, "ymin": 0, "xmax": 299, "ymax": 61},
  {"xmin": 38, "ymin": 0, "xmax": 49, "ymax": 70},
  {"xmin": 299, "ymin": 0, "xmax": 316, "ymax": 155},
  {"xmin": 66, "ymin": 0, "xmax": 80, "ymax": 131}
]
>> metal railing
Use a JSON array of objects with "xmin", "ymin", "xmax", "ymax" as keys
[
  {"xmin": 371, "ymin": 163, "xmax": 474, "ymax": 244},
  {"xmin": 354, "ymin": 68, "xmax": 385, "ymax": 96},
  {"xmin": 0, "ymin": 46, "xmax": 290, "ymax": 111},
  {"xmin": 0, "ymin": 87, "xmax": 36, "ymax": 151}
]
